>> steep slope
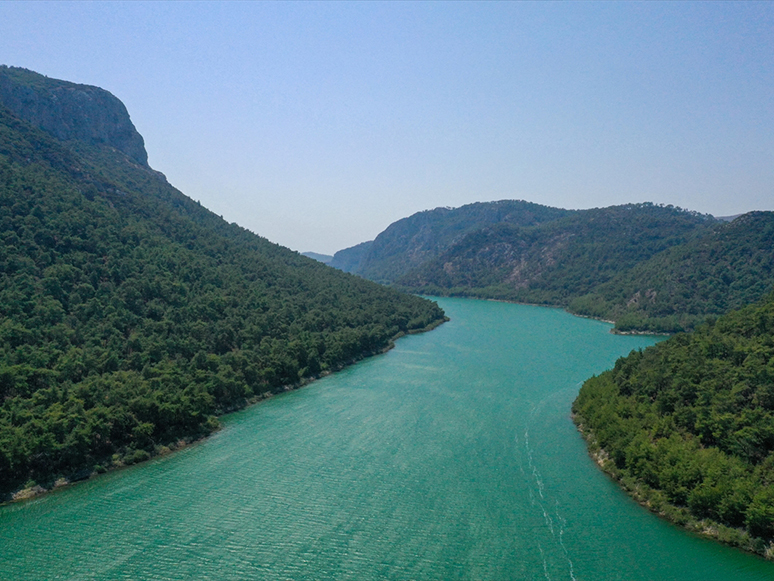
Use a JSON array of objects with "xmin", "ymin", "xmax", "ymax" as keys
[
  {"xmin": 331, "ymin": 200, "xmax": 572, "ymax": 283},
  {"xmin": 568, "ymin": 212, "xmax": 774, "ymax": 333},
  {"xmin": 0, "ymin": 68, "xmax": 445, "ymax": 497},
  {"xmin": 396, "ymin": 204, "xmax": 716, "ymax": 306},
  {"xmin": 573, "ymin": 291, "xmax": 774, "ymax": 556}
]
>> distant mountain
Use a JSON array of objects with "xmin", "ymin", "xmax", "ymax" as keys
[
  {"xmin": 344, "ymin": 200, "xmax": 773, "ymax": 333},
  {"xmin": 301, "ymin": 252, "xmax": 333, "ymax": 264},
  {"xmin": 396, "ymin": 203, "xmax": 716, "ymax": 307},
  {"xmin": 0, "ymin": 66, "xmax": 446, "ymax": 497},
  {"xmin": 330, "ymin": 240, "xmax": 373, "ymax": 273},
  {"xmin": 568, "ymin": 212, "xmax": 774, "ymax": 332},
  {"xmin": 331, "ymin": 200, "xmax": 572, "ymax": 283}
]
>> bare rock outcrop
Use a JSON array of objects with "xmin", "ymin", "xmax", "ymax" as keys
[{"xmin": 0, "ymin": 65, "xmax": 148, "ymax": 166}]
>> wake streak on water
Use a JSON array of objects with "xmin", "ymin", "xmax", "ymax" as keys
[
  {"xmin": 556, "ymin": 501, "xmax": 577, "ymax": 581},
  {"xmin": 522, "ymin": 392, "xmax": 580, "ymax": 581},
  {"xmin": 538, "ymin": 543, "xmax": 552, "ymax": 581}
]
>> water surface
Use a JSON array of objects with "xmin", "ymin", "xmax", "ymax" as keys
[{"xmin": 2, "ymin": 298, "xmax": 772, "ymax": 580}]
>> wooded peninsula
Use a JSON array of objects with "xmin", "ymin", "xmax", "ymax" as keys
[{"xmin": 574, "ymin": 291, "xmax": 774, "ymax": 557}]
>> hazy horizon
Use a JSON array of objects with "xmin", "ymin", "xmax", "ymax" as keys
[{"xmin": 1, "ymin": 1, "xmax": 772, "ymax": 254}]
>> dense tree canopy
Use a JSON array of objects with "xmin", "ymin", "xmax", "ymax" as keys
[
  {"xmin": 0, "ymin": 98, "xmax": 445, "ymax": 497},
  {"xmin": 573, "ymin": 292, "xmax": 774, "ymax": 554},
  {"xmin": 568, "ymin": 212, "xmax": 774, "ymax": 333}
]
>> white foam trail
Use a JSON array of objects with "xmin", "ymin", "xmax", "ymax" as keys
[
  {"xmin": 532, "ymin": 466, "xmax": 545, "ymax": 500},
  {"xmin": 524, "ymin": 428, "xmax": 545, "ymax": 500},
  {"xmin": 555, "ymin": 500, "xmax": 576, "ymax": 581},
  {"xmin": 537, "ymin": 500, "xmax": 554, "ymax": 536},
  {"xmin": 537, "ymin": 543, "xmax": 552, "ymax": 581},
  {"xmin": 515, "ymin": 433, "xmax": 526, "ymax": 476},
  {"xmin": 525, "ymin": 409, "xmax": 577, "ymax": 581}
]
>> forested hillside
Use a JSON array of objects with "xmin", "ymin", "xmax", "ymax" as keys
[
  {"xmin": 568, "ymin": 212, "xmax": 774, "ymax": 333},
  {"xmin": 330, "ymin": 200, "xmax": 571, "ymax": 283},
  {"xmin": 0, "ymin": 67, "xmax": 445, "ymax": 498},
  {"xmin": 395, "ymin": 204, "xmax": 715, "ymax": 306},
  {"xmin": 573, "ymin": 292, "xmax": 774, "ymax": 556},
  {"xmin": 342, "ymin": 200, "xmax": 774, "ymax": 333}
]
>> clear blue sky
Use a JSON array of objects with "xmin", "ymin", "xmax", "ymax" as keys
[{"xmin": 1, "ymin": 1, "xmax": 772, "ymax": 254}]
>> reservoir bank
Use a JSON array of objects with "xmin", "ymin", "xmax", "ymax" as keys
[{"xmin": 1, "ymin": 298, "xmax": 772, "ymax": 580}]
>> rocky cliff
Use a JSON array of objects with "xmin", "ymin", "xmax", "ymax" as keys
[
  {"xmin": 0, "ymin": 65, "xmax": 148, "ymax": 166},
  {"xmin": 331, "ymin": 200, "xmax": 572, "ymax": 283}
]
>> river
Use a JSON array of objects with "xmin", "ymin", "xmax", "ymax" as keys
[{"xmin": 1, "ymin": 298, "xmax": 772, "ymax": 580}]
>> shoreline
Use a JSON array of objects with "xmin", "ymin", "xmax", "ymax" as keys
[
  {"xmin": 445, "ymin": 293, "xmax": 671, "ymax": 336},
  {"xmin": 572, "ymin": 414, "xmax": 774, "ymax": 561},
  {"xmin": 3, "ymin": 316, "xmax": 449, "ymax": 506},
  {"xmin": 569, "ymin": 311, "xmax": 671, "ymax": 336}
]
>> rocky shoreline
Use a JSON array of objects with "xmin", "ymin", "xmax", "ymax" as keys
[{"xmin": 573, "ymin": 414, "xmax": 774, "ymax": 561}]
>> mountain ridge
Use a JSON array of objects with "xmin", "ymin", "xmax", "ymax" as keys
[
  {"xmin": 0, "ymin": 67, "xmax": 445, "ymax": 498},
  {"xmin": 396, "ymin": 203, "xmax": 715, "ymax": 301},
  {"xmin": 331, "ymin": 200, "xmax": 572, "ymax": 283},
  {"xmin": 334, "ymin": 200, "xmax": 774, "ymax": 333},
  {"xmin": 569, "ymin": 211, "xmax": 774, "ymax": 332}
]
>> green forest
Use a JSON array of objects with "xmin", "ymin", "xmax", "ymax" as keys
[
  {"xmin": 568, "ymin": 212, "xmax": 774, "ymax": 333},
  {"xmin": 573, "ymin": 292, "xmax": 774, "ymax": 554},
  {"xmin": 387, "ymin": 204, "xmax": 774, "ymax": 334},
  {"xmin": 0, "ymin": 87, "xmax": 445, "ymax": 497},
  {"xmin": 395, "ymin": 204, "xmax": 714, "ymax": 308}
]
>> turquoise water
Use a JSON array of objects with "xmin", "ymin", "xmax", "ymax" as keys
[{"xmin": 1, "ymin": 298, "xmax": 772, "ymax": 580}]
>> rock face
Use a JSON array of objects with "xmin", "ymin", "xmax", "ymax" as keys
[
  {"xmin": 331, "ymin": 200, "xmax": 572, "ymax": 283},
  {"xmin": 0, "ymin": 65, "xmax": 148, "ymax": 166}
]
